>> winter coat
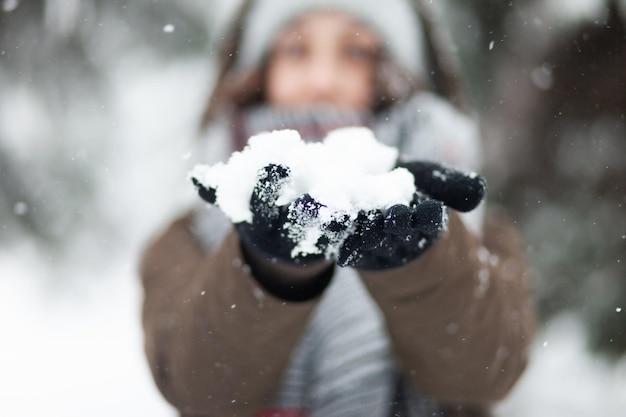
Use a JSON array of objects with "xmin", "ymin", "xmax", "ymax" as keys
[
  {"xmin": 139, "ymin": 1, "xmax": 536, "ymax": 416},
  {"xmin": 141, "ymin": 206, "xmax": 534, "ymax": 417},
  {"xmin": 139, "ymin": 96, "xmax": 535, "ymax": 417}
]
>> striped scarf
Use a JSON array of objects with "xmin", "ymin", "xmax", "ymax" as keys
[
  {"xmin": 261, "ymin": 267, "xmax": 440, "ymax": 417},
  {"xmin": 231, "ymin": 105, "xmax": 374, "ymax": 149}
]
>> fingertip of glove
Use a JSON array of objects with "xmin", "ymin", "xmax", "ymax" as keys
[
  {"xmin": 191, "ymin": 177, "xmax": 217, "ymax": 204},
  {"xmin": 412, "ymin": 199, "xmax": 446, "ymax": 234},
  {"xmin": 259, "ymin": 163, "xmax": 290, "ymax": 182},
  {"xmin": 251, "ymin": 163, "xmax": 291, "ymax": 208},
  {"xmin": 384, "ymin": 204, "xmax": 413, "ymax": 234},
  {"xmin": 453, "ymin": 174, "xmax": 487, "ymax": 212},
  {"xmin": 289, "ymin": 193, "xmax": 324, "ymax": 219}
]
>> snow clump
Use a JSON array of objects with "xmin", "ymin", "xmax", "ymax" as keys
[{"xmin": 189, "ymin": 127, "xmax": 416, "ymax": 256}]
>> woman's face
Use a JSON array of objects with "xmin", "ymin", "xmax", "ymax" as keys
[{"xmin": 265, "ymin": 11, "xmax": 381, "ymax": 109}]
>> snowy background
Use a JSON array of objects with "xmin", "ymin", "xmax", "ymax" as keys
[{"xmin": 1, "ymin": 0, "xmax": 625, "ymax": 416}]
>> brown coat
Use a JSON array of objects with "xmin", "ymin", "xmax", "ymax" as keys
[{"xmin": 140, "ymin": 209, "xmax": 535, "ymax": 417}]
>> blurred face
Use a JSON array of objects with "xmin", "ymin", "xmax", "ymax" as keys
[{"xmin": 265, "ymin": 11, "xmax": 381, "ymax": 109}]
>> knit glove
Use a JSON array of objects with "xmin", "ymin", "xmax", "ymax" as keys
[
  {"xmin": 397, "ymin": 160, "xmax": 486, "ymax": 213},
  {"xmin": 192, "ymin": 163, "xmax": 331, "ymax": 265},
  {"xmin": 192, "ymin": 160, "xmax": 486, "ymax": 270},
  {"xmin": 337, "ymin": 160, "xmax": 486, "ymax": 270}
]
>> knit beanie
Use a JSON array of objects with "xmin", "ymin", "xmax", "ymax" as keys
[{"xmin": 236, "ymin": 0, "xmax": 425, "ymax": 76}]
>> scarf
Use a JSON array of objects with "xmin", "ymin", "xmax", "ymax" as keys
[{"xmin": 231, "ymin": 105, "xmax": 374, "ymax": 150}]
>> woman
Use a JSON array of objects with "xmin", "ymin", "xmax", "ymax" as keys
[{"xmin": 140, "ymin": 1, "xmax": 536, "ymax": 416}]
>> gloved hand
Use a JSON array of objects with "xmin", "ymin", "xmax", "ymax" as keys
[
  {"xmin": 192, "ymin": 163, "xmax": 331, "ymax": 264},
  {"xmin": 336, "ymin": 196, "xmax": 445, "ymax": 270},
  {"xmin": 336, "ymin": 160, "xmax": 486, "ymax": 270},
  {"xmin": 192, "ymin": 160, "xmax": 486, "ymax": 271},
  {"xmin": 397, "ymin": 160, "xmax": 486, "ymax": 212}
]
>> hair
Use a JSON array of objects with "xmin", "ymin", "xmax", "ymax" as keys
[{"xmin": 199, "ymin": 0, "xmax": 464, "ymax": 131}]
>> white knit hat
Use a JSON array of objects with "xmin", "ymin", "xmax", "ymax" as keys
[{"xmin": 236, "ymin": 0, "xmax": 425, "ymax": 75}]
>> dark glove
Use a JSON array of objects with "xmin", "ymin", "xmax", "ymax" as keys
[
  {"xmin": 397, "ymin": 160, "xmax": 486, "ymax": 212},
  {"xmin": 191, "ymin": 177, "xmax": 217, "ymax": 204},
  {"xmin": 192, "ymin": 163, "xmax": 329, "ymax": 264},
  {"xmin": 336, "ymin": 161, "xmax": 486, "ymax": 270},
  {"xmin": 192, "ymin": 164, "xmax": 337, "ymax": 302},
  {"xmin": 192, "ymin": 160, "xmax": 486, "ymax": 271},
  {"xmin": 336, "ymin": 195, "xmax": 445, "ymax": 270}
]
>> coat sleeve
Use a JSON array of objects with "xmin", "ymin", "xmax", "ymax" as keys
[
  {"xmin": 358, "ymin": 210, "xmax": 536, "ymax": 408},
  {"xmin": 139, "ymin": 214, "xmax": 320, "ymax": 417}
]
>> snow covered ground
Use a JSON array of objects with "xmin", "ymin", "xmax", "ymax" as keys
[
  {"xmin": 1, "ymin": 51, "xmax": 625, "ymax": 417},
  {"xmin": 0, "ymin": 55, "xmax": 203, "ymax": 417},
  {"xmin": 3, "ymin": 241, "xmax": 626, "ymax": 416},
  {"xmin": 0, "ymin": 241, "xmax": 177, "ymax": 417}
]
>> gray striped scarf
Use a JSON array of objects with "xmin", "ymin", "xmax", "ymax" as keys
[{"xmin": 271, "ymin": 267, "xmax": 440, "ymax": 417}]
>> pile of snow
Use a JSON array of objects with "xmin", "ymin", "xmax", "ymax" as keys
[
  {"xmin": 190, "ymin": 127, "xmax": 416, "ymax": 256},
  {"xmin": 0, "ymin": 242, "xmax": 176, "ymax": 417},
  {"xmin": 190, "ymin": 127, "xmax": 415, "ymax": 222}
]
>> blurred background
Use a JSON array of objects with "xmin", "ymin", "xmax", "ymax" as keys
[{"xmin": 0, "ymin": 0, "xmax": 624, "ymax": 415}]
